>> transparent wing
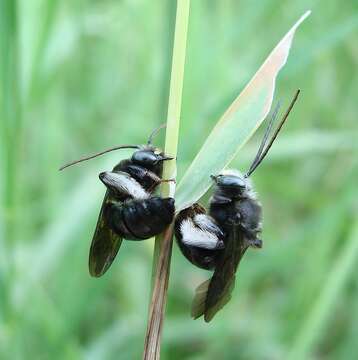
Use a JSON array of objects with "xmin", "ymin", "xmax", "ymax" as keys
[
  {"xmin": 192, "ymin": 225, "xmax": 248, "ymax": 322},
  {"xmin": 88, "ymin": 190, "xmax": 123, "ymax": 277}
]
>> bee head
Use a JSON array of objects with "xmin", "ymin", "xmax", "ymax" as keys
[
  {"xmin": 211, "ymin": 170, "xmax": 253, "ymax": 198},
  {"xmin": 131, "ymin": 148, "xmax": 173, "ymax": 169}
]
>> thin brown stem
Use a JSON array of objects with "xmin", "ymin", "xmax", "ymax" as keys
[
  {"xmin": 142, "ymin": 0, "xmax": 190, "ymax": 358},
  {"xmin": 143, "ymin": 224, "xmax": 174, "ymax": 359}
]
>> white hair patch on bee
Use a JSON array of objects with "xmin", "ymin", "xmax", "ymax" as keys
[
  {"xmin": 194, "ymin": 214, "xmax": 223, "ymax": 237},
  {"xmin": 220, "ymin": 168, "xmax": 245, "ymax": 178},
  {"xmin": 102, "ymin": 172, "xmax": 149, "ymax": 199},
  {"xmin": 180, "ymin": 219, "xmax": 221, "ymax": 250},
  {"xmin": 244, "ymin": 185, "xmax": 257, "ymax": 200}
]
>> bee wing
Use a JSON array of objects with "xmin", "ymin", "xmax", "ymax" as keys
[
  {"xmin": 88, "ymin": 190, "xmax": 123, "ymax": 277},
  {"xmin": 191, "ymin": 225, "xmax": 248, "ymax": 322}
]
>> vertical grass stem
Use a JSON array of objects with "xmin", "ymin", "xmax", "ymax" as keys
[{"xmin": 143, "ymin": 1, "xmax": 190, "ymax": 359}]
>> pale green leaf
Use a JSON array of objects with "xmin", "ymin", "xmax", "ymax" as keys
[{"xmin": 176, "ymin": 11, "xmax": 311, "ymax": 211}]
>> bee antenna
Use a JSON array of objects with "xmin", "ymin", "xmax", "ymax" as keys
[
  {"xmin": 59, "ymin": 145, "xmax": 140, "ymax": 171},
  {"xmin": 245, "ymin": 89, "xmax": 300, "ymax": 177},
  {"xmin": 147, "ymin": 123, "xmax": 166, "ymax": 145},
  {"xmin": 246, "ymin": 101, "xmax": 281, "ymax": 176}
]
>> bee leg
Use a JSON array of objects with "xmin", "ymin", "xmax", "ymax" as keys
[
  {"xmin": 121, "ymin": 164, "xmax": 171, "ymax": 193},
  {"xmin": 245, "ymin": 238, "xmax": 263, "ymax": 248},
  {"xmin": 148, "ymin": 178, "xmax": 176, "ymax": 192},
  {"xmin": 161, "ymin": 178, "xmax": 176, "ymax": 184},
  {"xmin": 210, "ymin": 193, "xmax": 232, "ymax": 204},
  {"xmin": 238, "ymin": 223, "xmax": 263, "ymax": 248},
  {"xmin": 226, "ymin": 212, "xmax": 242, "ymax": 225}
]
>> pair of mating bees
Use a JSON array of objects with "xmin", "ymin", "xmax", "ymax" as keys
[{"xmin": 61, "ymin": 90, "xmax": 300, "ymax": 322}]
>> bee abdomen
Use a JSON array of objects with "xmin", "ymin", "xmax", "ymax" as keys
[
  {"xmin": 106, "ymin": 197, "xmax": 175, "ymax": 240},
  {"xmin": 175, "ymin": 204, "xmax": 224, "ymax": 270}
]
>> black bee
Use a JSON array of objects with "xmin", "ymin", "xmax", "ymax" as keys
[
  {"xmin": 60, "ymin": 124, "xmax": 175, "ymax": 277},
  {"xmin": 175, "ymin": 90, "xmax": 300, "ymax": 322}
]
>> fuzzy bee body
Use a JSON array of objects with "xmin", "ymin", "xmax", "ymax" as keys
[
  {"xmin": 89, "ymin": 145, "xmax": 175, "ymax": 276},
  {"xmin": 60, "ymin": 125, "xmax": 175, "ymax": 277},
  {"xmin": 175, "ymin": 170, "xmax": 262, "ymax": 268},
  {"xmin": 175, "ymin": 170, "xmax": 263, "ymax": 321},
  {"xmin": 209, "ymin": 171, "xmax": 263, "ymax": 249},
  {"xmin": 175, "ymin": 90, "xmax": 300, "ymax": 322}
]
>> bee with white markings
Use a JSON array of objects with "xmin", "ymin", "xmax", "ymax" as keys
[
  {"xmin": 60, "ymin": 124, "xmax": 175, "ymax": 277},
  {"xmin": 175, "ymin": 90, "xmax": 300, "ymax": 322}
]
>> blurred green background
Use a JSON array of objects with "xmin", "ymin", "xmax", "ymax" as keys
[{"xmin": 1, "ymin": 0, "xmax": 358, "ymax": 359}]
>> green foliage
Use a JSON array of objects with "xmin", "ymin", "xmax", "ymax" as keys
[
  {"xmin": 0, "ymin": 1, "xmax": 357, "ymax": 359},
  {"xmin": 176, "ymin": 12, "xmax": 308, "ymax": 210}
]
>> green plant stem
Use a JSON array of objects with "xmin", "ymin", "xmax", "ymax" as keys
[{"xmin": 143, "ymin": 1, "xmax": 190, "ymax": 359}]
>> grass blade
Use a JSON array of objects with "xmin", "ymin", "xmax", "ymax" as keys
[{"xmin": 176, "ymin": 11, "xmax": 311, "ymax": 210}]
